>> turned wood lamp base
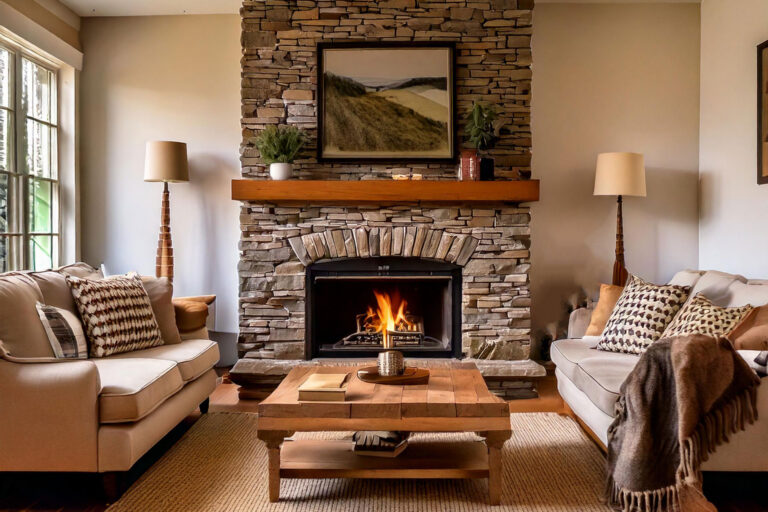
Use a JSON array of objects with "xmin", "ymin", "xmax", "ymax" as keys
[{"xmin": 612, "ymin": 195, "xmax": 628, "ymax": 287}]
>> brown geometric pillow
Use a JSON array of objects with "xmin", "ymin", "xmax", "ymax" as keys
[
  {"xmin": 662, "ymin": 294, "xmax": 753, "ymax": 340},
  {"xmin": 596, "ymin": 275, "xmax": 690, "ymax": 355},
  {"xmin": 66, "ymin": 273, "xmax": 163, "ymax": 357}
]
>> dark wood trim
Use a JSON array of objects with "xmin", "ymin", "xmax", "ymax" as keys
[
  {"xmin": 758, "ymin": 40, "xmax": 768, "ymax": 184},
  {"xmin": 316, "ymin": 41, "xmax": 457, "ymax": 164},
  {"xmin": 231, "ymin": 179, "xmax": 540, "ymax": 204}
]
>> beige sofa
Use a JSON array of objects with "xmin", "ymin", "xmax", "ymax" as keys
[
  {"xmin": 553, "ymin": 270, "xmax": 768, "ymax": 471},
  {"xmin": 0, "ymin": 264, "xmax": 219, "ymax": 485}
]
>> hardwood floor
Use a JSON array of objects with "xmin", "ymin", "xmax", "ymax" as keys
[{"xmin": 0, "ymin": 378, "xmax": 764, "ymax": 511}]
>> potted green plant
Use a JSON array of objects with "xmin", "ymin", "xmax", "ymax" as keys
[
  {"xmin": 463, "ymin": 102, "xmax": 499, "ymax": 181},
  {"xmin": 254, "ymin": 124, "xmax": 306, "ymax": 180}
]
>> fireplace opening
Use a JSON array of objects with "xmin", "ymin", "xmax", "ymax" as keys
[{"xmin": 306, "ymin": 258, "xmax": 462, "ymax": 359}]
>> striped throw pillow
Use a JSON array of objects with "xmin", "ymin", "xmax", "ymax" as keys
[
  {"xmin": 66, "ymin": 273, "xmax": 164, "ymax": 357},
  {"xmin": 36, "ymin": 302, "xmax": 88, "ymax": 359}
]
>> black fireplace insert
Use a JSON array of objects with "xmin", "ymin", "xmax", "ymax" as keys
[{"xmin": 305, "ymin": 257, "xmax": 462, "ymax": 359}]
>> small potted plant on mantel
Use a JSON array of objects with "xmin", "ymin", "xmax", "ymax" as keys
[
  {"xmin": 254, "ymin": 124, "xmax": 306, "ymax": 180},
  {"xmin": 461, "ymin": 101, "xmax": 500, "ymax": 181}
]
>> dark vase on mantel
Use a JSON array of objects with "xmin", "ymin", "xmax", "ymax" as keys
[{"xmin": 480, "ymin": 157, "xmax": 495, "ymax": 181}]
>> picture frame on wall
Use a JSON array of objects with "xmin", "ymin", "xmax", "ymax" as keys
[
  {"xmin": 316, "ymin": 41, "xmax": 456, "ymax": 163},
  {"xmin": 758, "ymin": 39, "xmax": 768, "ymax": 184}
]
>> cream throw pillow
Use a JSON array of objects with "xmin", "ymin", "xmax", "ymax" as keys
[
  {"xmin": 663, "ymin": 294, "xmax": 753, "ymax": 340},
  {"xmin": 597, "ymin": 275, "xmax": 690, "ymax": 355}
]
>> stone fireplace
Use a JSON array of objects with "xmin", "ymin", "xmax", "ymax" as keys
[
  {"xmin": 231, "ymin": 0, "xmax": 543, "ymax": 397},
  {"xmin": 238, "ymin": 204, "xmax": 532, "ymax": 361}
]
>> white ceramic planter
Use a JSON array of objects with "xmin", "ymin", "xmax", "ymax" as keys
[{"xmin": 269, "ymin": 163, "xmax": 293, "ymax": 181}]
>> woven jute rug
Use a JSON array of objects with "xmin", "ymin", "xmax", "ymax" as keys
[{"xmin": 108, "ymin": 412, "xmax": 610, "ymax": 511}]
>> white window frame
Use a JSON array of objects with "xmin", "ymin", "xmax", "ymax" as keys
[{"xmin": 0, "ymin": 36, "xmax": 61, "ymax": 271}]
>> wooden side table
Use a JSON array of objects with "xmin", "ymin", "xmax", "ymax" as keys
[{"xmin": 256, "ymin": 362, "xmax": 512, "ymax": 505}]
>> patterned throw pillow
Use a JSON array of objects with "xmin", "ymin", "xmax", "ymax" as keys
[
  {"xmin": 66, "ymin": 273, "xmax": 164, "ymax": 357},
  {"xmin": 35, "ymin": 302, "xmax": 88, "ymax": 359},
  {"xmin": 662, "ymin": 294, "xmax": 753, "ymax": 339},
  {"xmin": 597, "ymin": 275, "xmax": 690, "ymax": 355}
]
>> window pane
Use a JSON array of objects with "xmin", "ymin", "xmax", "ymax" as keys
[
  {"xmin": 0, "ymin": 236, "xmax": 7, "ymax": 272},
  {"xmin": 28, "ymin": 178, "xmax": 52, "ymax": 233},
  {"xmin": 0, "ymin": 173, "xmax": 8, "ymax": 233},
  {"xmin": 25, "ymin": 119, "xmax": 54, "ymax": 178},
  {"xmin": 0, "ymin": 109, "xmax": 10, "ymax": 172},
  {"xmin": 0, "ymin": 48, "xmax": 9, "ymax": 108},
  {"xmin": 22, "ymin": 59, "xmax": 53, "ymax": 122},
  {"xmin": 29, "ymin": 235, "xmax": 55, "ymax": 271}
]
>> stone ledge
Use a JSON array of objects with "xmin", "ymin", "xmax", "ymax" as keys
[{"xmin": 230, "ymin": 357, "xmax": 546, "ymax": 386}]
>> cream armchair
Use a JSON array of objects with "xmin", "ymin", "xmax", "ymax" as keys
[{"xmin": 0, "ymin": 265, "xmax": 219, "ymax": 498}]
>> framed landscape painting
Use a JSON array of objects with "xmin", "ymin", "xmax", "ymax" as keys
[
  {"xmin": 759, "ymin": 39, "xmax": 768, "ymax": 184},
  {"xmin": 317, "ymin": 42, "xmax": 456, "ymax": 163}
]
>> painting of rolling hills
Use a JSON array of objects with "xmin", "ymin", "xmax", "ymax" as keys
[{"xmin": 318, "ymin": 44, "xmax": 454, "ymax": 161}]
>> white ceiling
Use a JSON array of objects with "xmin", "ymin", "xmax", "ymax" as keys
[{"xmin": 59, "ymin": 0, "xmax": 241, "ymax": 17}]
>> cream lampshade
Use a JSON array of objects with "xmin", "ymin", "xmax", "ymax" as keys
[
  {"xmin": 594, "ymin": 152, "xmax": 646, "ymax": 197},
  {"xmin": 144, "ymin": 141, "xmax": 189, "ymax": 281},
  {"xmin": 593, "ymin": 152, "xmax": 647, "ymax": 286}
]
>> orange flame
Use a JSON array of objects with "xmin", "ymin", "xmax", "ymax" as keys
[{"xmin": 363, "ymin": 290, "xmax": 415, "ymax": 348}]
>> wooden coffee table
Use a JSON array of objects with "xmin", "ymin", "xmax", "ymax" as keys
[{"xmin": 256, "ymin": 362, "xmax": 512, "ymax": 505}]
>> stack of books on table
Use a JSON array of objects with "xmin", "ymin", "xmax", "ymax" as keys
[
  {"xmin": 353, "ymin": 431, "xmax": 409, "ymax": 458},
  {"xmin": 297, "ymin": 373, "xmax": 349, "ymax": 401}
]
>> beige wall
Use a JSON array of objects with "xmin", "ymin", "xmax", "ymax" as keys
[
  {"xmin": 531, "ymin": 3, "xmax": 701, "ymax": 344},
  {"xmin": 699, "ymin": 0, "xmax": 768, "ymax": 278},
  {"xmin": 80, "ymin": 15, "xmax": 242, "ymax": 331}
]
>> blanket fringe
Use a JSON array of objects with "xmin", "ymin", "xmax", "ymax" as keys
[{"xmin": 610, "ymin": 386, "xmax": 758, "ymax": 512}]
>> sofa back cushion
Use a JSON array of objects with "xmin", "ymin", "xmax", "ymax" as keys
[
  {"xmin": 0, "ymin": 274, "xmax": 54, "ymax": 357},
  {"xmin": 140, "ymin": 276, "xmax": 182, "ymax": 345},
  {"xmin": 67, "ymin": 273, "xmax": 164, "ymax": 357},
  {"xmin": 687, "ymin": 271, "xmax": 747, "ymax": 307},
  {"xmin": 667, "ymin": 269, "xmax": 704, "ymax": 288},
  {"xmin": 29, "ymin": 263, "xmax": 104, "ymax": 315}
]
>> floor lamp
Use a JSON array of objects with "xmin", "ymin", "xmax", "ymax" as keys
[
  {"xmin": 593, "ymin": 152, "xmax": 646, "ymax": 286},
  {"xmin": 144, "ymin": 141, "xmax": 189, "ymax": 281}
]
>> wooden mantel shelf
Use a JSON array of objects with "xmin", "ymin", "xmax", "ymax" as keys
[{"xmin": 231, "ymin": 179, "xmax": 539, "ymax": 204}]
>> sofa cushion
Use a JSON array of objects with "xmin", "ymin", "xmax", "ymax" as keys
[
  {"xmin": 550, "ymin": 338, "xmax": 599, "ymax": 381},
  {"xmin": 93, "ymin": 358, "xmax": 183, "ymax": 423},
  {"xmin": 573, "ymin": 355, "xmax": 638, "ymax": 416},
  {"xmin": 67, "ymin": 273, "xmax": 164, "ymax": 357},
  {"xmin": 0, "ymin": 273, "xmax": 53, "ymax": 357},
  {"xmin": 728, "ymin": 306, "xmax": 768, "ymax": 351},
  {"xmin": 597, "ymin": 275, "xmax": 690, "ymax": 355},
  {"xmin": 668, "ymin": 269, "xmax": 704, "ymax": 288},
  {"xmin": 29, "ymin": 263, "xmax": 105, "ymax": 316},
  {"xmin": 688, "ymin": 271, "xmax": 747, "ymax": 307},
  {"xmin": 110, "ymin": 339, "xmax": 219, "ymax": 382},
  {"xmin": 36, "ymin": 302, "xmax": 88, "ymax": 359},
  {"xmin": 585, "ymin": 284, "xmax": 624, "ymax": 336},
  {"xmin": 723, "ymin": 279, "xmax": 768, "ymax": 308},
  {"xmin": 662, "ymin": 295, "xmax": 753, "ymax": 339},
  {"xmin": 552, "ymin": 338, "xmax": 638, "ymax": 415},
  {"xmin": 140, "ymin": 276, "xmax": 182, "ymax": 345}
]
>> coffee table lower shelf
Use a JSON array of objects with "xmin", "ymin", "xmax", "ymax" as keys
[{"xmin": 280, "ymin": 439, "xmax": 490, "ymax": 480}]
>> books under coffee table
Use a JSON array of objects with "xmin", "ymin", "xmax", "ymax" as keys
[{"xmin": 256, "ymin": 362, "xmax": 512, "ymax": 506}]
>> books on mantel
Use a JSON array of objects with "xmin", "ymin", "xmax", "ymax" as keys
[
  {"xmin": 297, "ymin": 373, "xmax": 349, "ymax": 401},
  {"xmin": 353, "ymin": 431, "xmax": 409, "ymax": 458}
]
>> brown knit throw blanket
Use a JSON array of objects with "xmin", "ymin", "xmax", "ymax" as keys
[{"xmin": 607, "ymin": 335, "xmax": 760, "ymax": 512}]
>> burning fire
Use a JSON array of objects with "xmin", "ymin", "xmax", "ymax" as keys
[{"xmin": 363, "ymin": 290, "xmax": 417, "ymax": 348}]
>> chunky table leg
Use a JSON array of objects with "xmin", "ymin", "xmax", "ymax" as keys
[
  {"xmin": 480, "ymin": 430, "xmax": 512, "ymax": 506},
  {"xmin": 257, "ymin": 430, "xmax": 293, "ymax": 503}
]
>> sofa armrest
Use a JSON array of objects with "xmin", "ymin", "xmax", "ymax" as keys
[
  {"xmin": 173, "ymin": 297, "xmax": 211, "ymax": 335},
  {"xmin": 0, "ymin": 358, "xmax": 101, "ymax": 472},
  {"xmin": 568, "ymin": 307, "xmax": 594, "ymax": 339}
]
